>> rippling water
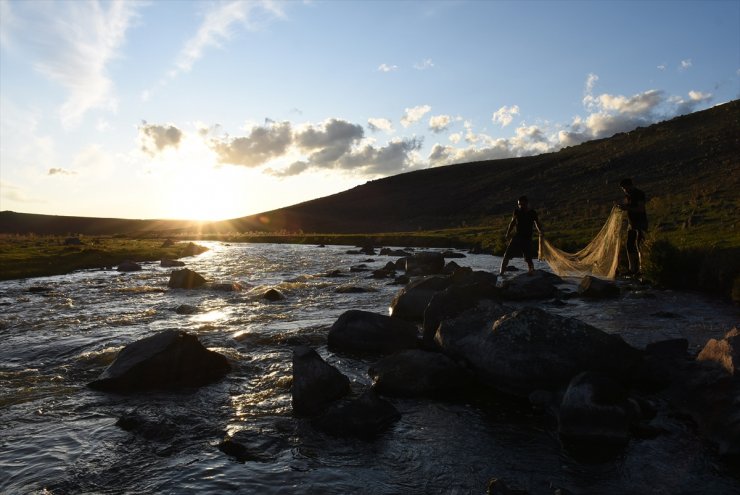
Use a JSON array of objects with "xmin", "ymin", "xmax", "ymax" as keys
[{"xmin": 1, "ymin": 242, "xmax": 738, "ymax": 494}]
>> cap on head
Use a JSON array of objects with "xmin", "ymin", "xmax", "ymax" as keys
[{"xmin": 619, "ymin": 178, "xmax": 633, "ymax": 188}]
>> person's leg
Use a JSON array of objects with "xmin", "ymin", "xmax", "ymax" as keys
[
  {"xmin": 500, "ymin": 238, "xmax": 516, "ymax": 275},
  {"xmin": 523, "ymin": 238, "xmax": 535, "ymax": 274},
  {"xmin": 626, "ymin": 229, "xmax": 639, "ymax": 275},
  {"xmin": 634, "ymin": 229, "xmax": 645, "ymax": 275},
  {"xmin": 499, "ymin": 256, "xmax": 510, "ymax": 275}
]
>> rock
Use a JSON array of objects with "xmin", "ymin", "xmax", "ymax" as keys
[
  {"xmin": 436, "ymin": 306, "xmax": 642, "ymax": 397},
  {"xmin": 441, "ymin": 250, "xmax": 467, "ymax": 259},
  {"xmin": 379, "ymin": 248, "xmax": 412, "ymax": 257},
  {"xmin": 405, "ymin": 251, "xmax": 445, "ymax": 276},
  {"xmin": 291, "ymin": 346, "xmax": 350, "ymax": 416},
  {"xmin": 335, "ymin": 286, "xmax": 377, "ymax": 294},
  {"xmin": 577, "ymin": 275, "xmax": 620, "ymax": 298},
  {"xmin": 116, "ymin": 409, "xmax": 178, "ymax": 442},
  {"xmin": 209, "ymin": 282, "xmax": 244, "ymax": 292},
  {"xmin": 117, "ymin": 260, "xmax": 142, "ymax": 272},
  {"xmin": 368, "ymin": 349, "xmax": 471, "ymax": 398},
  {"xmin": 390, "ymin": 275, "xmax": 452, "ymax": 322},
  {"xmin": 311, "ymin": 389, "xmax": 400, "ymax": 439},
  {"xmin": 434, "ymin": 300, "xmax": 511, "ymax": 360},
  {"xmin": 422, "ymin": 279, "xmax": 499, "ymax": 348},
  {"xmin": 181, "ymin": 242, "xmax": 208, "ymax": 256},
  {"xmin": 160, "ymin": 259, "xmax": 185, "ymax": 267},
  {"xmin": 175, "ymin": 304, "xmax": 199, "ymax": 315},
  {"xmin": 168, "ymin": 268, "xmax": 207, "ymax": 289},
  {"xmin": 328, "ymin": 310, "xmax": 419, "ymax": 355},
  {"xmin": 499, "ymin": 270, "xmax": 563, "ymax": 300},
  {"xmin": 697, "ymin": 327, "xmax": 740, "ymax": 375},
  {"xmin": 64, "ymin": 237, "xmax": 83, "ymax": 245},
  {"xmin": 262, "ymin": 288, "xmax": 285, "ymax": 301},
  {"xmin": 161, "ymin": 239, "xmax": 175, "ymax": 247},
  {"xmin": 88, "ymin": 330, "xmax": 230, "ymax": 392},
  {"xmin": 557, "ymin": 371, "xmax": 634, "ymax": 457},
  {"xmin": 218, "ymin": 430, "xmax": 289, "ymax": 463}
]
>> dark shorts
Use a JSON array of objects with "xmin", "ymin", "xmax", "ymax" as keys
[
  {"xmin": 626, "ymin": 228, "xmax": 645, "ymax": 253},
  {"xmin": 503, "ymin": 236, "xmax": 534, "ymax": 261}
]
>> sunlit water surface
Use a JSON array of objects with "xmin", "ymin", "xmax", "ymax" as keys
[{"xmin": 1, "ymin": 242, "xmax": 738, "ymax": 494}]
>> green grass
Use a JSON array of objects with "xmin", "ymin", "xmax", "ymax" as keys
[{"xmin": 0, "ymin": 235, "xmax": 207, "ymax": 281}]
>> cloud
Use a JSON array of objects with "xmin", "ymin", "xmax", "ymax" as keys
[
  {"xmin": 368, "ymin": 118, "xmax": 394, "ymax": 133},
  {"xmin": 294, "ymin": 119, "xmax": 365, "ymax": 166},
  {"xmin": 492, "ymin": 105, "xmax": 520, "ymax": 127},
  {"xmin": 428, "ymin": 114, "xmax": 452, "ymax": 133},
  {"xmin": 413, "ymin": 58, "xmax": 434, "ymax": 70},
  {"xmin": 139, "ymin": 122, "xmax": 184, "ymax": 156},
  {"xmin": 0, "ymin": 181, "xmax": 45, "ymax": 205},
  {"xmin": 680, "ymin": 59, "xmax": 693, "ymax": 70},
  {"xmin": 174, "ymin": 1, "xmax": 285, "ymax": 75},
  {"xmin": 211, "ymin": 121, "xmax": 293, "ymax": 167},
  {"xmin": 378, "ymin": 63, "xmax": 398, "ymax": 72},
  {"xmin": 48, "ymin": 168, "xmax": 75, "ymax": 176},
  {"xmin": 1, "ymin": 0, "xmax": 140, "ymax": 128},
  {"xmin": 585, "ymin": 73, "xmax": 599, "ymax": 94},
  {"xmin": 401, "ymin": 105, "xmax": 431, "ymax": 128}
]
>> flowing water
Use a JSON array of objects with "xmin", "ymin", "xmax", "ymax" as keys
[{"xmin": 0, "ymin": 242, "xmax": 738, "ymax": 494}]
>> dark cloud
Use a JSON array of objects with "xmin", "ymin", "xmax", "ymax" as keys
[
  {"xmin": 211, "ymin": 121, "xmax": 293, "ymax": 167},
  {"xmin": 138, "ymin": 122, "xmax": 183, "ymax": 155},
  {"xmin": 48, "ymin": 167, "xmax": 75, "ymax": 176}
]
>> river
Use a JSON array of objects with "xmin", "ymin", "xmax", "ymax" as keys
[{"xmin": 1, "ymin": 242, "xmax": 738, "ymax": 494}]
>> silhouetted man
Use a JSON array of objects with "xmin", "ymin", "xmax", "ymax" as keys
[
  {"xmin": 500, "ymin": 196, "xmax": 544, "ymax": 276},
  {"xmin": 617, "ymin": 178, "xmax": 648, "ymax": 276}
]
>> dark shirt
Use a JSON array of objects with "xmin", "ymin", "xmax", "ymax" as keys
[
  {"xmin": 511, "ymin": 208, "xmax": 539, "ymax": 238},
  {"xmin": 624, "ymin": 187, "xmax": 648, "ymax": 231}
]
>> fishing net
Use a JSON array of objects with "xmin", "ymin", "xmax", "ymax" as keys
[{"xmin": 539, "ymin": 206, "xmax": 624, "ymax": 279}]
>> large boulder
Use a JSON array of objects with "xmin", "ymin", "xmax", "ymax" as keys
[
  {"xmin": 390, "ymin": 275, "xmax": 452, "ymax": 322},
  {"xmin": 117, "ymin": 260, "xmax": 142, "ymax": 272},
  {"xmin": 168, "ymin": 268, "xmax": 207, "ymax": 289},
  {"xmin": 436, "ymin": 306, "xmax": 642, "ymax": 397},
  {"xmin": 88, "ymin": 330, "xmax": 230, "ymax": 392},
  {"xmin": 368, "ymin": 349, "xmax": 471, "ymax": 398},
  {"xmin": 291, "ymin": 346, "xmax": 350, "ymax": 416},
  {"xmin": 434, "ymin": 300, "xmax": 511, "ymax": 360},
  {"xmin": 499, "ymin": 270, "xmax": 563, "ymax": 300},
  {"xmin": 422, "ymin": 279, "xmax": 499, "ymax": 348},
  {"xmin": 311, "ymin": 389, "xmax": 400, "ymax": 439},
  {"xmin": 328, "ymin": 310, "xmax": 418, "ymax": 355},
  {"xmin": 405, "ymin": 251, "xmax": 445, "ymax": 276}
]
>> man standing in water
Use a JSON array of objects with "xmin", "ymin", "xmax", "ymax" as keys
[
  {"xmin": 617, "ymin": 178, "xmax": 648, "ymax": 277},
  {"xmin": 499, "ymin": 196, "xmax": 544, "ymax": 276}
]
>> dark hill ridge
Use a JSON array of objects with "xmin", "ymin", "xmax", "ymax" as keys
[{"xmin": 2, "ymin": 99, "xmax": 738, "ymax": 237}]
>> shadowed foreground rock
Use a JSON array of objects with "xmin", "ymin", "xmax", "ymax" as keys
[
  {"xmin": 368, "ymin": 349, "xmax": 471, "ymax": 398},
  {"xmin": 311, "ymin": 388, "xmax": 400, "ymax": 439},
  {"xmin": 499, "ymin": 270, "xmax": 563, "ymax": 300},
  {"xmin": 291, "ymin": 345, "xmax": 350, "ymax": 416},
  {"xmin": 437, "ymin": 305, "xmax": 642, "ymax": 397},
  {"xmin": 88, "ymin": 330, "xmax": 230, "ymax": 392},
  {"xmin": 328, "ymin": 309, "xmax": 419, "ymax": 355}
]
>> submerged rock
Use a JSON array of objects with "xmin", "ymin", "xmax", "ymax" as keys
[
  {"xmin": 311, "ymin": 389, "xmax": 400, "ymax": 439},
  {"xmin": 88, "ymin": 329, "xmax": 230, "ymax": 392}
]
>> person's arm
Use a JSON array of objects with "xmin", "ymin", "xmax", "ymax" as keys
[{"xmin": 504, "ymin": 214, "xmax": 516, "ymax": 239}]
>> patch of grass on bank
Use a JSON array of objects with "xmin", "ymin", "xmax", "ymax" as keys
[{"xmin": 0, "ymin": 235, "xmax": 207, "ymax": 281}]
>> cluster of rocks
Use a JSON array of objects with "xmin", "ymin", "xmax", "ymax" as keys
[{"xmin": 87, "ymin": 247, "xmax": 740, "ymax": 486}]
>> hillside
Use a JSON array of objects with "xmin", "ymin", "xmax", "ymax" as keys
[{"xmin": 2, "ymin": 100, "xmax": 739, "ymax": 247}]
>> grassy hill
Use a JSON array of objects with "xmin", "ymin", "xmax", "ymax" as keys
[{"xmin": 1, "ymin": 100, "xmax": 738, "ymax": 297}]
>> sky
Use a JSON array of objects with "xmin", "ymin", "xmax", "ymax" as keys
[{"xmin": 1, "ymin": 0, "xmax": 738, "ymax": 221}]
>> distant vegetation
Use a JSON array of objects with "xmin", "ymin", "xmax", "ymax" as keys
[{"xmin": 1, "ymin": 100, "xmax": 738, "ymax": 299}]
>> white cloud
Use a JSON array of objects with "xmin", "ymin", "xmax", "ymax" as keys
[
  {"xmin": 680, "ymin": 59, "xmax": 693, "ymax": 70},
  {"xmin": 2, "ymin": 1, "xmax": 139, "ymax": 128},
  {"xmin": 378, "ymin": 63, "xmax": 398, "ymax": 72},
  {"xmin": 492, "ymin": 105, "xmax": 520, "ymax": 127},
  {"xmin": 413, "ymin": 58, "xmax": 434, "ymax": 70},
  {"xmin": 48, "ymin": 168, "xmax": 76, "ymax": 176},
  {"xmin": 448, "ymin": 133, "xmax": 462, "ymax": 144},
  {"xmin": 428, "ymin": 114, "xmax": 452, "ymax": 133},
  {"xmin": 401, "ymin": 105, "xmax": 431, "ymax": 128},
  {"xmin": 175, "ymin": 1, "xmax": 285, "ymax": 75},
  {"xmin": 657, "ymin": 63, "xmax": 666, "ymax": 71},
  {"xmin": 585, "ymin": 73, "xmax": 599, "ymax": 94},
  {"xmin": 368, "ymin": 118, "xmax": 394, "ymax": 133}
]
